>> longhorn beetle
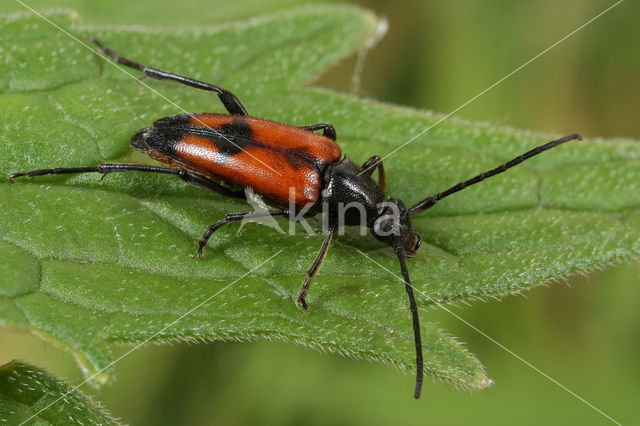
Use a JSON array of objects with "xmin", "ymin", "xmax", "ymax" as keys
[{"xmin": 10, "ymin": 37, "xmax": 581, "ymax": 399}]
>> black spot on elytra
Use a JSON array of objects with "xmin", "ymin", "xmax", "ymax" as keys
[
  {"xmin": 174, "ymin": 116, "xmax": 254, "ymax": 165},
  {"xmin": 132, "ymin": 114, "xmax": 191, "ymax": 157},
  {"xmin": 283, "ymin": 146, "xmax": 314, "ymax": 169},
  {"xmin": 215, "ymin": 117, "xmax": 253, "ymax": 157}
]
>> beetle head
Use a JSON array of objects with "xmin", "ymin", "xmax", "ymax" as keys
[{"xmin": 371, "ymin": 197, "xmax": 422, "ymax": 257}]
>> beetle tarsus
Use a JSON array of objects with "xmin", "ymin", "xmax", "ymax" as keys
[{"xmin": 297, "ymin": 295, "xmax": 308, "ymax": 311}]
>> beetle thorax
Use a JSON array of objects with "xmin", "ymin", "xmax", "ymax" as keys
[
  {"xmin": 321, "ymin": 157, "xmax": 386, "ymax": 227},
  {"xmin": 321, "ymin": 159, "xmax": 421, "ymax": 256}
]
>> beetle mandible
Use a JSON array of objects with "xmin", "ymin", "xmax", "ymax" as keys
[{"xmin": 10, "ymin": 37, "xmax": 581, "ymax": 398}]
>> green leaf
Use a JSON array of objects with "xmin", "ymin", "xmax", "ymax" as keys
[
  {"xmin": 1, "ymin": 6, "xmax": 639, "ymax": 393},
  {"xmin": 0, "ymin": 360, "xmax": 119, "ymax": 425}
]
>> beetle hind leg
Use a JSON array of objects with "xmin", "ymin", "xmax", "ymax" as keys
[
  {"xmin": 9, "ymin": 163, "xmax": 246, "ymax": 199},
  {"xmin": 88, "ymin": 36, "xmax": 248, "ymax": 116}
]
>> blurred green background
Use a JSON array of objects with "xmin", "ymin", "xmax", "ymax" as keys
[{"xmin": 1, "ymin": 0, "xmax": 638, "ymax": 424}]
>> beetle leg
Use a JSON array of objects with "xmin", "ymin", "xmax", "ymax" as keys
[
  {"xmin": 361, "ymin": 155, "xmax": 386, "ymax": 190},
  {"xmin": 299, "ymin": 123, "xmax": 337, "ymax": 140},
  {"xmin": 196, "ymin": 210, "xmax": 289, "ymax": 258},
  {"xmin": 88, "ymin": 36, "xmax": 248, "ymax": 116},
  {"xmin": 296, "ymin": 226, "xmax": 336, "ymax": 310},
  {"xmin": 9, "ymin": 164, "xmax": 246, "ymax": 199}
]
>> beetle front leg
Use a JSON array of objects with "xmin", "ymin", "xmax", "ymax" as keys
[
  {"xmin": 361, "ymin": 155, "xmax": 386, "ymax": 190},
  {"xmin": 297, "ymin": 226, "xmax": 335, "ymax": 310}
]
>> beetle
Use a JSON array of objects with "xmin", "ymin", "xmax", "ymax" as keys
[{"xmin": 10, "ymin": 37, "xmax": 581, "ymax": 399}]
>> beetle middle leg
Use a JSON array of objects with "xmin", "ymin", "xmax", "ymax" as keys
[
  {"xmin": 299, "ymin": 123, "xmax": 337, "ymax": 140},
  {"xmin": 88, "ymin": 36, "xmax": 248, "ymax": 116},
  {"xmin": 196, "ymin": 210, "xmax": 289, "ymax": 258}
]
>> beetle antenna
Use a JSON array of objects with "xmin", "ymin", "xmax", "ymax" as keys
[
  {"xmin": 394, "ymin": 238, "xmax": 424, "ymax": 399},
  {"xmin": 407, "ymin": 133, "xmax": 581, "ymax": 215}
]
